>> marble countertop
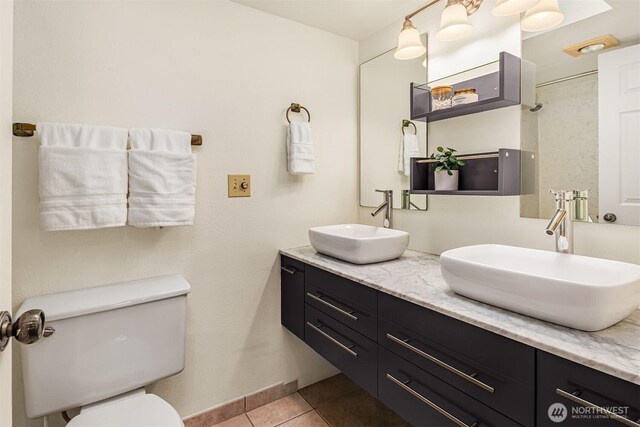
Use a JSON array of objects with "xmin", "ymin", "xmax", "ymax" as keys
[{"xmin": 280, "ymin": 246, "xmax": 640, "ymax": 385}]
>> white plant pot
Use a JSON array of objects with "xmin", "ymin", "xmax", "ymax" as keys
[{"xmin": 434, "ymin": 170, "xmax": 459, "ymax": 191}]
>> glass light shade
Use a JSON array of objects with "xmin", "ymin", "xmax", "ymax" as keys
[
  {"xmin": 492, "ymin": 0, "xmax": 540, "ymax": 16},
  {"xmin": 521, "ymin": 0, "xmax": 564, "ymax": 32},
  {"xmin": 436, "ymin": 3, "xmax": 473, "ymax": 42},
  {"xmin": 394, "ymin": 25, "xmax": 426, "ymax": 60}
]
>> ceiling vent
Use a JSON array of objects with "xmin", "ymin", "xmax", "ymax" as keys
[{"xmin": 563, "ymin": 34, "xmax": 620, "ymax": 57}]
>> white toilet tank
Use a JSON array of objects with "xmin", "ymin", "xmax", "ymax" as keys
[{"xmin": 17, "ymin": 275, "xmax": 191, "ymax": 419}]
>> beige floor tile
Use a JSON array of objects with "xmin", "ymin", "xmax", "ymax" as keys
[
  {"xmin": 316, "ymin": 389, "xmax": 410, "ymax": 427},
  {"xmin": 298, "ymin": 374, "xmax": 360, "ymax": 408},
  {"xmin": 277, "ymin": 410, "xmax": 328, "ymax": 427},
  {"xmin": 211, "ymin": 414, "xmax": 254, "ymax": 427},
  {"xmin": 247, "ymin": 393, "xmax": 312, "ymax": 427}
]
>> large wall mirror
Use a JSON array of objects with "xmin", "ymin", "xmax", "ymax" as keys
[
  {"xmin": 520, "ymin": 0, "xmax": 640, "ymax": 226},
  {"xmin": 360, "ymin": 34, "xmax": 428, "ymax": 211}
]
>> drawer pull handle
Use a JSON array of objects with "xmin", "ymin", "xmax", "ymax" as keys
[
  {"xmin": 306, "ymin": 322, "xmax": 358, "ymax": 357},
  {"xmin": 306, "ymin": 292, "xmax": 358, "ymax": 321},
  {"xmin": 281, "ymin": 266, "xmax": 299, "ymax": 275},
  {"xmin": 387, "ymin": 373, "xmax": 478, "ymax": 427},
  {"xmin": 556, "ymin": 388, "xmax": 640, "ymax": 427},
  {"xmin": 386, "ymin": 333, "xmax": 495, "ymax": 394}
]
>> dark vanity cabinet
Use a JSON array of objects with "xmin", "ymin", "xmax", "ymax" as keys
[
  {"xmin": 537, "ymin": 352, "xmax": 640, "ymax": 427},
  {"xmin": 281, "ymin": 256, "xmax": 640, "ymax": 427},
  {"xmin": 280, "ymin": 256, "xmax": 305, "ymax": 340}
]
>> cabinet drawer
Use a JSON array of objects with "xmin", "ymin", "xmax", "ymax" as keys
[
  {"xmin": 281, "ymin": 256, "xmax": 305, "ymax": 340},
  {"xmin": 379, "ymin": 346, "xmax": 519, "ymax": 427},
  {"xmin": 305, "ymin": 304, "xmax": 377, "ymax": 396},
  {"xmin": 306, "ymin": 265, "xmax": 377, "ymax": 340},
  {"xmin": 537, "ymin": 351, "xmax": 640, "ymax": 427},
  {"xmin": 379, "ymin": 318, "xmax": 534, "ymax": 426},
  {"xmin": 379, "ymin": 293, "xmax": 534, "ymax": 388}
]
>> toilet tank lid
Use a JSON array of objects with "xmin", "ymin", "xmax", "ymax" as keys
[{"xmin": 16, "ymin": 275, "xmax": 191, "ymax": 322}]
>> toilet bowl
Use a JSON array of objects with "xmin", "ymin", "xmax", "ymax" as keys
[
  {"xmin": 18, "ymin": 275, "xmax": 191, "ymax": 423},
  {"xmin": 67, "ymin": 389, "xmax": 184, "ymax": 427}
]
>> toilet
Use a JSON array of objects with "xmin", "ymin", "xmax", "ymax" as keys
[{"xmin": 17, "ymin": 275, "xmax": 191, "ymax": 426}]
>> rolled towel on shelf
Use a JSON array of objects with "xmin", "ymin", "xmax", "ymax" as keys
[
  {"xmin": 398, "ymin": 133, "xmax": 420, "ymax": 177},
  {"xmin": 37, "ymin": 122, "xmax": 129, "ymax": 231},
  {"xmin": 287, "ymin": 121, "xmax": 315, "ymax": 175},
  {"xmin": 128, "ymin": 128, "xmax": 196, "ymax": 228}
]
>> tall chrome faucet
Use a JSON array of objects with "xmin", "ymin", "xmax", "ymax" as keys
[
  {"xmin": 545, "ymin": 190, "xmax": 574, "ymax": 254},
  {"xmin": 371, "ymin": 189, "xmax": 393, "ymax": 228}
]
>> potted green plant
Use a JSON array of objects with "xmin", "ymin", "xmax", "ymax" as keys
[{"xmin": 430, "ymin": 146, "xmax": 465, "ymax": 191}]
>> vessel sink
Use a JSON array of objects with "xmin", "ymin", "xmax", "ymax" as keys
[
  {"xmin": 440, "ymin": 244, "xmax": 640, "ymax": 331},
  {"xmin": 309, "ymin": 224, "xmax": 409, "ymax": 265}
]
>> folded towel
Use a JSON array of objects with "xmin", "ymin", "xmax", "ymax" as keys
[
  {"xmin": 287, "ymin": 121, "xmax": 315, "ymax": 175},
  {"xmin": 37, "ymin": 122, "xmax": 128, "ymax": 231},
  {"xmin": 128, "ymin": 128, "xmax": 196, "ymax": 228},
  {"xmin": 398, "ymin": 133, "xmax": 420, "ymax": 176}
]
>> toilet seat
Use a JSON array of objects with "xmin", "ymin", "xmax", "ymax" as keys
[{"xmin": 67, "ymin": 389, "xmax": 184, "ymax": 427}]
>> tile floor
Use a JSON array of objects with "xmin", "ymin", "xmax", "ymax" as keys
[{"xmin": 211, "ymin": 374, "xmax": 409, "ymax": 427}]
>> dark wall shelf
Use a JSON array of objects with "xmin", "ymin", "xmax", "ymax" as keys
[
  {"xmin": 410, "ymin": 149, "xmax": 521, "ymax": 196},
  {"xmin": 411, "ymin": 52, "xmax": 521, "ymax": 123}
]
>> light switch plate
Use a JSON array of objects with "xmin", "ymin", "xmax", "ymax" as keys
[{"xmin": 228, "ymin": 174, "xmax": 251, "ymax": 197}]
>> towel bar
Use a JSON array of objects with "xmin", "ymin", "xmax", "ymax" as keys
[
  {"xmin": 286, "ymin": 103, "xmax": 311, "ymax": 123},
  {"xmin": 402, "ymin": 119, "xmax": 417, "ymax": 135},
  {"xmin": 12, "ymin": 123, "xmax": 203, "ymax": 146}
]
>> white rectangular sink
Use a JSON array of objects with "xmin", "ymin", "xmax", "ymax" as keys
[
  {"xmin": 309, "ymin": 224, "xmax": 409, "ymax": 265},
  {"xmin": 440, "ymin": 244, "xmax": 640, "ymax": 331}
]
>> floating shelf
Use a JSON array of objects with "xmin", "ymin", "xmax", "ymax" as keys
[
  {"xmin": 410, "ymin": 52, "xmax": 521, "ymax": 123},
  {"xmin": 410, "ymin": 149, "xmax": 521, "ymax": 196}
]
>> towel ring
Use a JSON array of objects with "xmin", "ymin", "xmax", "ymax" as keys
[
  {"xmin": 286, "ymin": 103, "xmax": 311, "ymax": 123},
  {"xmin": 402, "ymin": 119, "xmax": 417, "ymax": 135}
]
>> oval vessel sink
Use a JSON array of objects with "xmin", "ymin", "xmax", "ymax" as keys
[
  {"xmin": 440, "ymin": 244, "xmax": 640, "ymax": 331},
  {"xmin": 309, "ymin": 224, "xmax": 409, "ymax": 265}
]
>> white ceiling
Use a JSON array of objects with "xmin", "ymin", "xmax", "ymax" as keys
[{"xmin": 230, "ymin": 0, "xmax": 429, "ymax": 41}]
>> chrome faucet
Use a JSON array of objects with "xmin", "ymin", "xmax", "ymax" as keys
[
  {"xmin": 371, "ymin": 189, "xmax": 393, "ymax": 228},
  {"xmin": 545, "ymin": 190, "xmax": 574, "ymax": 254}
]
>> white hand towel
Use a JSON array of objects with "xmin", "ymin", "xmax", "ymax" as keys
[
  {"xmin": 128, "ymin": 128, "xmax": 196, "ymax": 228},
  {"xmin": 287, "ymin": 121, "xmax": 315, "ymax": 175},
  {"xmin": 398, "ymin": 133, "xmax": 420, "ymax": 177},
  {"xmin": 37, "ymin": 122, "xmax": 128, "ymax": 231}
]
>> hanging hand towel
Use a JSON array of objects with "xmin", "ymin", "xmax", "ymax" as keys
[
  {"xmin": 398, "ymin": 133, "xmax": 420, "ymax": 177},
  {"xmin": 128, "ymin": 128, "xmax": 196, "ymax": 227},
  {"xmin": 38, "ymin": 122, "xmax": 129, "ymax": 231},
  {"xmin": 287, "ymin": 121, "xmax": 315, "ymax": 174}
]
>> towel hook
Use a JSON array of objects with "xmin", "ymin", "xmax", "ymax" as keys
[
  {"xmin": 286, "ymin": 103, "xmax": 311, "ymax": 123},
  {"xmin": 402, "ymin": 119, "xmax": 417, "ymax": 135}
]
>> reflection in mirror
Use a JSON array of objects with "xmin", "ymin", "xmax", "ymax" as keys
[
  {"xmin": 360, "ymin": 34, "xmax": 428, "ymax": 211},
  {"xmin": 520, "ymin": 0, "xmax": 640, "ymax": 226}
]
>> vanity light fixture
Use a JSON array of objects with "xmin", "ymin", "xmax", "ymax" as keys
[
  {"xmin": 395, "ymin": 0, "xmax": 483, "ymax": 59},
  {"xmin": 395, "ymin": 0, "xmax": 563, "ymax": 57},
  {"xmin": 520, "ymin": 0, "xmax": 565, "ymax": 32}
]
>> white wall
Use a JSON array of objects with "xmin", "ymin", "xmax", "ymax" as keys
[
  {"xmin": 12, "ymin": 1, "xmax": 357, "ymax": 425},
  {"xmin": 358, "ymin": 2, "xmax": 640, "ymax": 264},
  {"xmin": 0, "ymin": 1, "xmax": 13, "ymax": 426}
]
